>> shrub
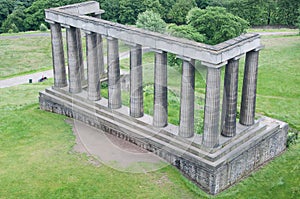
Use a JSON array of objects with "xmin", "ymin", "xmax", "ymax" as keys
[
  {"xmin": 39, "ymin": 23, "xmax": 48, "ymax": 31},
  {"xmin": 287, "ymin": 128, "xmax": 299, "ymax": 147}
]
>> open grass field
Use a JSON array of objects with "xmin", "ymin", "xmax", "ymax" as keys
[
  {"xmin": 0, "ymin": 31, "xmax": 129, "ymax": 80},
  {"xmin": 0, "ymin": 33, "xmax": 299, "ymax": 198}
]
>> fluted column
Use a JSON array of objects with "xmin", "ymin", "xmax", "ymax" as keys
[
  {"xmin": 240, "ymin": 50, "xmax": 259, "ymax": 126},
  {"xmin": 76, "ymin": 28, "xmax": 85, "ymax": 83},
  {"xmin": 107, "ymin": 37, "xmax": 121, "ymax": 109},
  {"xmin": 179, "ymin": 59, "xmax": 195, "ymax": 138},
  {"xmin": 97, "ymin": 35, "xmax": 105, "ymax": 76},
  {"xmin": 221, "ymin": 58, "xmax": 239, "ymax": 137},
  {"xmin": 153, "ymin": 51, "xmax": 168, "ymax": 127},
  {"xmin": 202, "ymin": 66, "xmax": 221, "ymax": 148},
  {"xmin": 66, "ymin": 26, "xmax": 82, "ymax": 93},
  {"xmin": 49, "ymin": 22, "xmax": 67, "ymax": 88},
  {"xmin": 86, "ymin": 31, "xmax": 100, "ymax": 101},
  {"xmin": 130, "ymin": 44, "xmax": 143, "ymax": 118},
  {"xmin": 93, "ymin": 12, "xmax": 105, "ymax": 76}
]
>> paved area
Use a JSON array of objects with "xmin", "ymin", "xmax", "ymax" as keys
[
  {"xmin": 0, "ymin": 70, "xmax": 53, "ymax": 88},
  {"xmin": 68, "ymin": 119, "xmax": 167, "ymax": 172}
]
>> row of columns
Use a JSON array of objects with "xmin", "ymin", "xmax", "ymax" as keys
[{"xmin": 49, "ymin": 21, "xmax": 260, "ymax": 149}]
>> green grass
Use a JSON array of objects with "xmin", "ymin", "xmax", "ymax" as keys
[
  {"xmin": 0, "ymin": 32, "xmax": 129, "ymax": 80},
  {"xmin": 0, "ymin": 36, "xmax": 52, "ymax": 80},
  {"xmin": 247, "ymin": 28, "xmax": 298, "ymax": 33},
  {"xmin": 0, "ymin": 33, "xmax": 299, "ymax": 198}
]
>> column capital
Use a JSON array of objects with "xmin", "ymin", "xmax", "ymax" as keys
[
  {"xmin": 45, "ymin": 19, "xmax": 56, "ymax": 24},
  {"xmin": 125, "ymin": 41, "xmax": 141, "ymax": 48},
  {"xmin": 61, "ymin": 24, "xmax": 71, "ymax": 29},
  {"xmin": 254, "ymin": 45, "xmax": 264, "ymax": 52},
  {"xmin": 176, "ymin": 55, "xmax": 193, "ymax": 62},
  {"xmin": 232, "ymin": 54, "xmax": 244, "ymax": 61},
  {"xmin": 107, "ymin": 36, "xmax": 117, "ymax": 41},
  {"xmin": 150, "ymin": 48, "xmax": 164, "ymax": 54},
  {"xmin": 201, "ymin": 61, "xmax": 227, "ymax": 69},
  {"xmin": 82, "ymin": 29, "xmax": 95, "ymax": 35}
]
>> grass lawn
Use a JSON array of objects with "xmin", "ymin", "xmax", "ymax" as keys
[
  {"xmin": 0, "ymin": 33, "xmax": 299, "ymax": 198},
  {"xmin": 247, "ymin": 28, "xmax": 299, "ymax": 33},
  {"xmin": 0, "ymin": 31, "xmax": 129, "ymax": 80}
]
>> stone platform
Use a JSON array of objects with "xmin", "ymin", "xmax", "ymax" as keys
[{"xmin": 39, "ymin": 87, "xmax": 288, "ymax": 194}]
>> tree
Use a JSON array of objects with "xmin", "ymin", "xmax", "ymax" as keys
[
  {"xmin": 297, "ymin": 8, "xmax": 300, "ymax": 34},
  {"xmin": 275, "ymin": 0, "xmax": 300, "ymax": 26},
  {"xmin": 23, "ymin": 0, "xmax": 85, "ymax": 31},
  {"xmin": 167, "ymin": 0, "xmax": 197, "ymax": 25},
  {"xmin": 136, "ymin": 10, "xmax": 166, "ymax": 33},
  {"xmin": 143, "ymin": 0, "xmax": 164, "ymax": 14},
  {"xmin": 0, "ymin": 0, "xmax": 14, "ymax": 32},
  {"xmin": 119, "ymin": 0, "xmax": 146, "ymax": 24},
  {"xmin": 1, "ymin": 7, "xmax": 26, "ymax": 33},
  {"xmin": 159, "ymin": 0, "xmax": 176, "ymax": 23},
  {"xmin": 167, "ymin": 24, "xmax": 205, "ymax": 42},
  {"xmin": 195, "ymin": 0, "xmax": 211, "ymax": 9},
  {"xmin": 187, "ymin": 7, "xmax": 249, "ymax": 45},
  {"xmin": 100, "ymin": 0, "xmax": 120, "ymax": 22}
]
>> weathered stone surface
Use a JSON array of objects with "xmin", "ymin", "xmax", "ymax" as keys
[
  {"xmin": 107, "ymin": 37, "xmax": 121, "ymax": 109},
  {"xmin": 66, "ymin": 26, "xmax": 82, "ymax": 93},
  {"xmin": 221, "ymin": 58, "xmax": 239, "ymax": 137},
  {"xmin": 49, "ymin": 22, "xmax": 67, "ymax": 88},
  {"xmin": 130, "ymin": 44, "xmax": 143, "ymax": 118},
  {"xmin": 179, "ymin": 59, "xmax": 195, "ymax": 138},
  {"xmin": 153, "ymin": 51, "xmax": 168, "ymax": 127},
  {"xmin": 45, "ymin": 1, "xmax": 261, "ymax": 65},
  {"xmin": 202, "ymin": 67, "xmax": 221, "ymax": 148},
  {"xmin": 86, "ymin": 32, "xmax": 100, "ymax": 101},
  {"xmin": 39, "ymin": 88, "xmax": 288, "ymax": 195},
  {"xmin": 240, "ymin": 50, "xmax": 259, "ymax": 126}
]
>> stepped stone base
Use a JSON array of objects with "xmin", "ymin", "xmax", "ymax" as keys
[{"xmin": 39, "ymin": 87, "xmax": 288, "ymax": 195}]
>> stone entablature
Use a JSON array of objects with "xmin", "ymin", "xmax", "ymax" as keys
[{"xmin": 45, "ymin": 1, "xmax": 261, "ymax": 65}]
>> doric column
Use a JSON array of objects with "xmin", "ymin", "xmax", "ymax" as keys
[
  {"xmin": 66, "ymin": 26, "xmax": 82, "ymax": 93},
  {"xmin": 153, "ymin": 51, "xmax": 168, "ymax": 127},
  {"xmin": 93, "ymin": 13, "xmax": 105, "ymax": 76},
  {"xmin": 202, "ymin": 63, "xmax": 222, "ymax": 148},
  {"xmin": 49, "ymin": 22, "xmax": 67, "ymax": 88},
  {"xmin": 240, "ymin": 50, "xmax": 260, "ymax": 126},
  {"xmin": 107, "ymin": 37, "xmax": 121, "ymax": 109},
  {"xmin": 86, "ymin": 31, "xmax": 100, "ymax": 101},
  {"xmin": 97, "ymin": 34, "xmax": 105, "ymax": 76},
  {"xmin": 76, "ymin": 28, "xmax": 85, "ymax": 83},
  {"xmin": 130, "ymin": 44, "xmax": 143, "ymax": 118},
  {"xmin": 221, "ymin": 58, "xmax": 239, "ymax": 137},
  {"xmin": 179, "ymin": 58, "xmax": 195, "ymax": 138}
]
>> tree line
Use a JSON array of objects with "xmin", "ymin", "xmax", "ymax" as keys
[{"xmin": 0, "ymin": 0, "xmax": 299, "ymax": 34}]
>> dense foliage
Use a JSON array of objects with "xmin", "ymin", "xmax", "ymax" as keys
[
  {"xmin": 0, "ymin": 0, "xmax": 299, "ymax": 34},
  {"xmin": 136, "ymin": 10, "xmax": 166, "ymax": 33},
  {"xmin": 209, "ymin": 0, "xmax": 300, "ymax": 27},
  {"xmin": 187, "ymin": 7, "xmax": 248, "ymax": 44}
]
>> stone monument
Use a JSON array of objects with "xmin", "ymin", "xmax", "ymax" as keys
[{"xmin": 39, "ymin": 1, "xmax": 288, "ymax": 194}]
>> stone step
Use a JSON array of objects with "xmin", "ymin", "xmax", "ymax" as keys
[
  {"xmin": 40, "ymin": 90, "xmax": 216, "ymax": 169},
  {"xmin": 42, "ymin": 87, "xmax": 276, "ymax": 163}
]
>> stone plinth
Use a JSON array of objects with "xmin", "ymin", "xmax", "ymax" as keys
[{"xmin": 39, "ymin": 88, "xmax": 288, "ymax": 195}]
